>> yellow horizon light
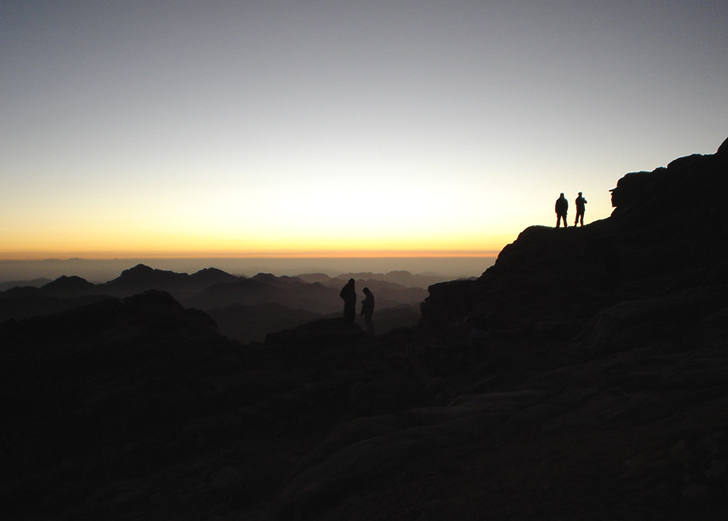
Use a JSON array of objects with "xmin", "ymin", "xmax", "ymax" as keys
[
  {"xmin": 0, "ymin": 248, "xmax": 501, "ymax": 261},
  {"xmin": 0, "ymin": 228, "xmax": 512, "ymax": 260}
]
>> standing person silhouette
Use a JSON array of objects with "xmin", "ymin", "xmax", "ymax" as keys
[
  {"xmin": 555, "ymin": 193, "xmax": 568, "ymax": 228},
  {"xmin": 340, "ymin": 278, "xmax": 356, "ymax": 325},
  {"xmin": 360, "ymin": 287, "xmax": 375, "ymax": 337},
  {"xmin": 574, "ymin": 192, "xmax": 587, "ymax": 226}
]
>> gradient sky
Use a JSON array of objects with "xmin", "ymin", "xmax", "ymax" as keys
[{"xmin": 1, "ymin": 0, "xmax": 726, "ymax": 260}]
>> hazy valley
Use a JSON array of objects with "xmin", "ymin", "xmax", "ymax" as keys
[{"xmin": 0, "ymin": 267, "xmax": 462, "ymax": 343}]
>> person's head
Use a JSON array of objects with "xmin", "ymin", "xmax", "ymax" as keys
[
  {"xmin": 578, "ymin": 192, "xmax": 582, "ymax": 196},
  {"xmin": 348, "ymin": 278, "xmax": 355, "ymax": 284},
  {"xmin": 363, "ymin": 287, "xmax": 370, "ymax": 295},
  {"xmin": 560, "ymin": 193, "xmax": 565, "ymax": 197}
]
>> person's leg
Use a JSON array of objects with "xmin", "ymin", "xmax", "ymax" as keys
[{"xmin": 365, "ymin": 315, "xmax": 375, "ymax": 337}]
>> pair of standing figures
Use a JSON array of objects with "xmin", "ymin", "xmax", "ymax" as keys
[
  {"xmin": 339, "ymin": 279, "xmax": 375, "ymax": 337},
  {"xmin": 555, "ymin": 192, "xmax": 587, "ymax": 227}
]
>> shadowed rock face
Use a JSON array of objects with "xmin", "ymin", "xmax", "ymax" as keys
[
  {"xmin": 422, "ymin": 138, "xmax": 728, "ymax": 339},
  {"xmin": 3, "ymin": 139, "xmax": 728, "ymax": 520}
]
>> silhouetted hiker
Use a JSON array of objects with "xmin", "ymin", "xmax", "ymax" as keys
[
  {"xmin": 555, "ymin": 193, "xmax": 568, "ymax": 227},
  {"xmin": 340, "ymin": 278, "xmax": 356, "ymax": 325},
  {"xmin": 361, "ymin": 287, "xmax": 375, "ymax": 337},
  {"xmin": 574, "ymin": 192, "xmax": 587, "ymax": 226}
]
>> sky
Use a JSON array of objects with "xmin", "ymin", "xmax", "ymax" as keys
[{"xmin": 1, "ymin": 0, "xmax": 727, "ymax": 266}]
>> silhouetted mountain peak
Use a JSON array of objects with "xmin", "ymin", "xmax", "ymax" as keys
[
  {"xmin": 192, "ymin": 267, "xmax": 233, "ymax": 276},
  {"xmin": 127, "ymin": 263, "xmax": 153, "ymax": 273},
  {"xmin": 104, "ymin": 263, "xmax": 177, "ymax": 287},
  {"xmin": 252, "ymin": 272, "xmax": 278, "ymax": 283},
  {"xmin": 100, "ymin": 264, "xmax": 191, "ymax": 297},
  {"xmin": 189, "ymin": 267, "xmax": 241, "ymax": 285},
  {"xmin": 118, "ymin": 263, "xmax": 168, "ymax": 280},
  {"xmin": 43, "ymin": 274, "xmax": 91, "ymax": 287},
  {"xmin": 41, "ymin": 275, "xmax": 97, "ymax": 297}
]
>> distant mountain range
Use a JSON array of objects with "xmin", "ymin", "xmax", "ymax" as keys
[
  {"xmin": 0, "ymin": 278, "xmax": 51, "ymax": 291},
  {"xmin": 298, "ymin": 270, "xmax": 459, "ymax": 289},
  {"xmin": 0, "ymin": 265, "xmax": 445, "ymax": 342}
]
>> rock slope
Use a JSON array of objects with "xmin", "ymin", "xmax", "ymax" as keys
[{"xmin": 274, "ymin": 138, "xmax": 728, "ymax": 520}]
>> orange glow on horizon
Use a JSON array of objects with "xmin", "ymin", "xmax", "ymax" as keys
[
  {"xmin": 0, "ymin": 249, "xmax": 501, "ymax": 261},
  {"xmin": 0, "ymin": 222, "xmax": 514, "ymax": 262},
  {"xmin": 0, "ymin": 228, "xmax": 510, "ymax": 261}
]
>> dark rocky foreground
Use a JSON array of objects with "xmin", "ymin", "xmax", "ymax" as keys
[{"xmin": 2, "ymin": 139, "xmax": 728, "ymax": 520}]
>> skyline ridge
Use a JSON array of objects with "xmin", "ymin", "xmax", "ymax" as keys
[{"xmin": 0, "ymin": 256, "xmax": 493, "ymax": 284}]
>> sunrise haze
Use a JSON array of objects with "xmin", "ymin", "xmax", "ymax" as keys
[{"xmin": 1, "ymin": 1, "xmax": 726, "ymax": 262}]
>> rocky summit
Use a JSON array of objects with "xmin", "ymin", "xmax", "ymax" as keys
[{"xmin": 2, "ymin": 139, "xmax": 728, "ymax": 520}]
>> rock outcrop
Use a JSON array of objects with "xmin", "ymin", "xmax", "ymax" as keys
[{"xmin": 422, "ymin": 137, "xmax": 728, "ymax": 341}]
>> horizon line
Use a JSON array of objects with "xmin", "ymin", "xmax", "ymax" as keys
[{"xmin": 1, "ymin": 251, "xmax": 501, "ymax": 262}]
